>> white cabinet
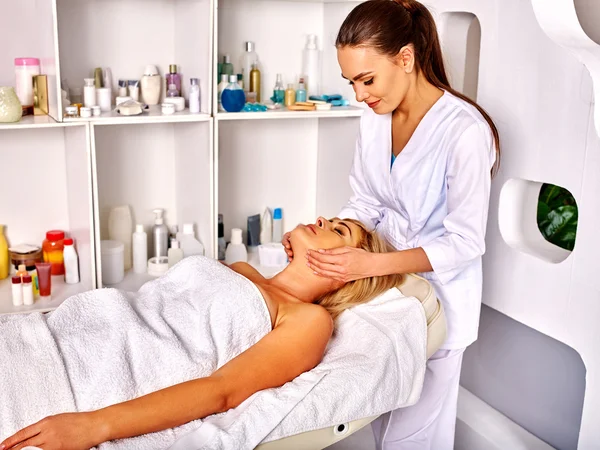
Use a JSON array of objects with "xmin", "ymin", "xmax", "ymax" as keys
[{"xmin": 0, "ymin": 0, "xmax": 365, "ymax": 314}]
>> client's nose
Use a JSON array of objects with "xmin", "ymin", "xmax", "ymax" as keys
[{"xmin": 316, "ymin": 217, "xmax": 327, "ymax": 229}]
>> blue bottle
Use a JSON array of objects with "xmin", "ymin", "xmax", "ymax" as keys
[
  {"xmin": 221, "ymin": 75, "xmax": 246, "ymax": 112},
  {"xmin": 296, "ymin": 77, "xmax": 307, "ymax": 103},
  {"xmin": 272, "ymin": 73, "xmax": 285, "ymax": 104}
]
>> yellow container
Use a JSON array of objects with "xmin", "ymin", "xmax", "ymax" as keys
[{"xmin": 0, "ymin": 225, "xmax": 8, "ymax": 280}]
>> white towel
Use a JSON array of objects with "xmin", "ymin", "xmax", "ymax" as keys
[
  {"xmin": 171, "ymin": 287, "xmax": 428, "ymax": 448},
  {"xmin": 1, "ymin": 257, "xmax": 427, "ymax": 450},
  {"xmin": 0, "ymin": 256, "xmax": 279, "ymax": 449}
]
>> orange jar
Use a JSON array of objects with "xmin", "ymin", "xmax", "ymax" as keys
[{"xmin": 42, "ymin": 230, "xmax": 65, "ymax": 275}]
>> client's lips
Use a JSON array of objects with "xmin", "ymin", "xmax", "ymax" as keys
[
  {"xmin": 366, "ymin": 100, "xmax": 380, "ymax": 108},
  {"xmin": 307, "ymin": 224, "xmax": 318, "ymax": 235}
]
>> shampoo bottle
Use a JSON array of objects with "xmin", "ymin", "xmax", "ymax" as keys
[
  {"xmin": 260, "ymin": 208, "xmax": 272, "ymax": 244},
  {"xmin": 168, "ymin": 239, "xmax": 184, "ymax": 267},
  {"xmin": 272, "ymin": 208, "xmax": 283, "ymax": 243},
  {"xmin": 141, "ymin": 65, "xmax": 162, "ymax": 105},
  {"xmin": 176, "ymin": 224, "xmax": 204, "ymax": 257},
  {"xmin": 152, "ymin": 209, "xmax": 169, "ymax": 258}
]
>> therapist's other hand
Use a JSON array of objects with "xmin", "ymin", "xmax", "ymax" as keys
[
  {"xmin": 282, "ymin": 232, "xmax": 293, "ymax": 261},
  {"xmin": 306, "ymin": 247, "xmax": 375, "ymax": 282},
  {"xmin": 1, "ymin": 412, "xmax": 105, "ymax": 450}
]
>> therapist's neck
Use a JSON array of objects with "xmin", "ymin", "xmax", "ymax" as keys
[
  {"xmin": 268, "ymin": 254, "xmax": 342, "ymax": 304},
  {"xmin": 394, "ymin": 74, "xmax": 443, "ymax": 119}
]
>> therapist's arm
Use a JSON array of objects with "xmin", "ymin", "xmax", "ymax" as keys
[{"xmin": 376, "ymin": 123, "xmax": 493, "ymax": 283}]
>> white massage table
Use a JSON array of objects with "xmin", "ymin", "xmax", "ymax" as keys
[{"xmin": 256, "ymin": 273, "xmax": 447, "ymax": 450}]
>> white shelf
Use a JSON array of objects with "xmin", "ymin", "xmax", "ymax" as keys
[
  {"xmin": 0, "ymin": 115, "xmax": 83, "ymax": 130},
  {"xmin": 247, "ymin": 252, "xmax": 287, "ymax": 279},
  {"xmin": 64, "ymin": 106, "xmax": 211, "ymax": 126},
  {"xmin": 103, "ymin": 270, "xmax": 157, "ymax": 292},
  {"xmin": 0, "ymin": 277, "xmax": 89, "ymax": 316},
  {"xmin": 216, "ymin": 106, "xmax": 363, "ymax": 121}
]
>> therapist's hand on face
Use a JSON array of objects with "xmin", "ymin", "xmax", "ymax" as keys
[
  {"xmin": 306, "ymin": 246, "xmax": 375, "ymax": 283},
  {"xmin": 282, "ymin": 231, "xmax": 293, "ymax": 261},
  {"xmin": 1, "ymin": 412, "xmax": 105, "ymax": 450}
]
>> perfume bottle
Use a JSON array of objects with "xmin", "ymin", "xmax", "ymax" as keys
[
  {"xmin": 221, "ymin": 75, "xmax": 246, "ymax": 113},
  {"xmin": 166, "ymin": 64, "xmax": 181, "ymax": 97},
  {"xmin": 272, "ymin": 73, "xmax": 285, "ymax": 104}
]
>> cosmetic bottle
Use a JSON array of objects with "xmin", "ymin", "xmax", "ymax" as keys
[
  {"xmin": 128, "ymin": 80, "xmax": 140, "ymax": 101},
  {"xmin": 222, "ymin": 55, "xmax": 234, "ymax": 77},
  {"xmin": 11, "ymin": 276, "xmax": 22, "ymax": 306},
  {"xmin": 284, "ymin": 84, "xmax": 295, "ymax": 107},
  {"xmin": 272, "ymin": 208, "xmax": 283, "ymax": 242},
  {"xmin": 118, "ymin": 80, "xmax": 128, "ymax": 96},
  {"xmin": 168, "ymin": 239, "xmax": 184, "ymax": 267},
  {"xmin": 0, "ymin": 225, "xmax": 8, "ymax": 280},
  {"xmin": 249, "ymin": 63, "xmax": 261, "ymax": 103},
  {"xmin": 176, "ymin": 224, "xmax": 204, "ymax": 257},
  {"xmin": 108, "ymin": 205, "xmax": 133, "ymax": 270},
  {"xmin": 141, "ymin": 65, "xmax": 162, "ymax": 106},
  {"xmin": 166, "ymin": 64, "xmax": 181, "ymax": 97},
  {"xmin": 63, "ymin": 238, "xmax": 79, "ymax": 284},
  {"xmin": 240, "ymin": 42, "xmax": 259, "ymax": 92},
  {"xmin": 83, "ymin": 78, "xmax": 96, "ymax": 107},
  {"xmin": 222, "ymin": 75, "xmax": 246, "ymax": 113},
  {"xmin": 260, "ymin": 208, "xmax": 272, "ymax": 244},
  {"xmin": 272, "ymin": 74, "xmax": 284, "ymax": 105},
  {"xmin": 132, "ymin": 224, "xmax": 148, "ymax": 274},
  {"xmin": 189, "ymin": 78, "xmax": 201, "ymax": 113},
  {"xmin": 152, "ymin": 209, "xmax": 169, "ymax": 258},
  {"xmin": 225, "ymin": 228, "xmax": 247, "ymax": 265},
  {"xmin": 218, "ymin": 74, "xmax": 229, "ymax": 112},
  {"xmin": 218, "ymin": 214, "xmax": 226, "ymax": 261},
  {"xmin": 303, "ymin": 34, "xmax": 321, "ymax": 96},
  {"xmin": 296, "ymin": 76, "xmax": 307, "ymax": 103},
  {"xmin": 22, "ymin": 275, "xmax": 33, "ymax": 306}
]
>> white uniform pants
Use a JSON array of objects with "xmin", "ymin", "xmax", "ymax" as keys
[{"xmin": 371, "ymin": 348, "xmax": 465, "ymax": 450}]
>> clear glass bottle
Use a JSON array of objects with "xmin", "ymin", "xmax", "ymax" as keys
[
  {"xmin": 221, "ymin": 75, "xmax": 246, "ymax": 113},
  {"xmin": 240, "ymin": 42, "xmax": 259, "ymax": 92},
  {"xmin": 165, "ymin": 64, "xmax": 181, "ymax": 97},
  {"xmin": 272, "ymin": 74, "xmax": 285, "ymax": 105},
  {"xmin": 167, "ymin": 83, "xmax": 179, "ymax": 98}
]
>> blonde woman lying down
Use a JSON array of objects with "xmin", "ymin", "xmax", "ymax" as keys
[{"xmin": 1, "ymin": 217, "xmax": 403, "ymax": 450}]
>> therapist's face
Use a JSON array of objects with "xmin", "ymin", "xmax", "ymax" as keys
[
  {"xmin": 289, "ymin": 217, "xmax": 363, "ymax": 254},
  {"xmin": 337, "ymin": 45, "xmax": 413, "ymax": 114}
]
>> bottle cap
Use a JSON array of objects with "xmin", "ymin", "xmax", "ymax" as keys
[
  {"xmin": 183, "ymin": 223, "xmax": 194, "ymax": 235},
  {"xmin": 171, "ymin": 239, "xmax": 180, "ymax": 249},
  {"xmin": 22, "ymin": 275, "xmax": 32, "ymax": 283},
  {"xmin": 245, "ymin": 41, "xmax": 255, "ymax": 52},
  {"xmin": 221, "ymin": 74, "xmax": 229, "ymax": 83},
  {"xmin": 153, "ymin": 209, "xmax": 164, "ymax": 225},
  {"xmin": 224, "ymin": 54, "xmax": 231, "ymax": 63},
  {"xmin": 64, "ymin": 238, "xmax": 74, "ymax": 246},
  {"xmin": 18, "ymin": 264, "xmax": 26, "ymax": 272},
  {"xmin": 14, "ymin": 57, "xmax": 40, "ymax": 66},
  {"xmin": 273, "ymin": 208, "xmax": 282, "ymax": 219},
  {"xmin": 46, "ymin": 230, "xmax": 65, "ymax": 241},
  {"xmin": 287, "ymin": 84, "xmax": 294, "ymax": 89},
  {"xmin": 190, "ymin": 78, "xmax": 199, "ymax": 85},
  {"xmin": 237, "ymin": 74, "xmax": 243, "ymax": 81},
  {"xmin": 231, "ymin": 228, "xmax": 243, "ymax": 245},
  {"xmin": 306, "ymin": 34, "xmax": 318, "ymax": 50},
  {"xmin": 229, "ymin": 75, "xmax": 238, "ymax": 83},
  {"xmin": 144, "ymin": 65, "xmax": 159, "ymax": 76},
  {"xmin": 12, "ymin": 276, "xmax": 21, "ymax": 284},
  {"xmin": 84, "ymin": 78, "xmax": 95, "ymax": 86},
  {"xmin": 169, "ymin": 64, "xmax": 177, "ymax": 73},
  {"xmin": 136, "ymin": 224, "xmax": 144, "ymax": 233}
]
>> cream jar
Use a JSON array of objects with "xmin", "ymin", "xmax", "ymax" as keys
[{"xmin": 161, "ymin": 103, "xmax": 175, "ymax": 115}]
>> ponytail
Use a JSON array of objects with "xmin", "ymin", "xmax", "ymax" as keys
[{"xmin": 336, "ymin": 0, "xmax": 500, "ymax": 176}]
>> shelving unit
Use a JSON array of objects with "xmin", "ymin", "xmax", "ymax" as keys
[{"xmin": 1, "ymin": 0, "xmax": 365, "ymax": 314}]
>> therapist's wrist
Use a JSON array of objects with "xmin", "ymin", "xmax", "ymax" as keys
[{"xmin": 371, "ymin": 251, "xmax": 395, "ymax": 277}]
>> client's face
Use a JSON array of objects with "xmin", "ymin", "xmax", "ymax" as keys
[{"xmin": 289, "ymin": 217, "xmax": 363, "ymax": 254}]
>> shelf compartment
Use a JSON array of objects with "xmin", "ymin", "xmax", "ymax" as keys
[
  {"xmin": 0, "ymin": 125, "xmax": 96, "ymax": 315},
  {"xmin": 91, "ymin": 120, "xmax": 213, "ymax": 287},
  {"xmin": 56, "ymin": 0, "xmax": 212, "ymax": 120}
]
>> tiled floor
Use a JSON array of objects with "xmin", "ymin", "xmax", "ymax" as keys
[{"xmin": 326, "ymin": 425, "xmax": 376, "ymax": 449}]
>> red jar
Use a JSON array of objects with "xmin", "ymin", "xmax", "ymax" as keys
[{"xmin": 42, "ymin": 230, "xmax": 65, "ymax": 275}]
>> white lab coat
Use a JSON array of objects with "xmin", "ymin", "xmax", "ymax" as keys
[{"xmin": 339, "ymin": 90, "xmax": 496, "ymax": 349}]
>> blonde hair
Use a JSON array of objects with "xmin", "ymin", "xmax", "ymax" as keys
[{"xmin": 316, "ymin": 219, "xmax": 404, "ymax": 322}]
